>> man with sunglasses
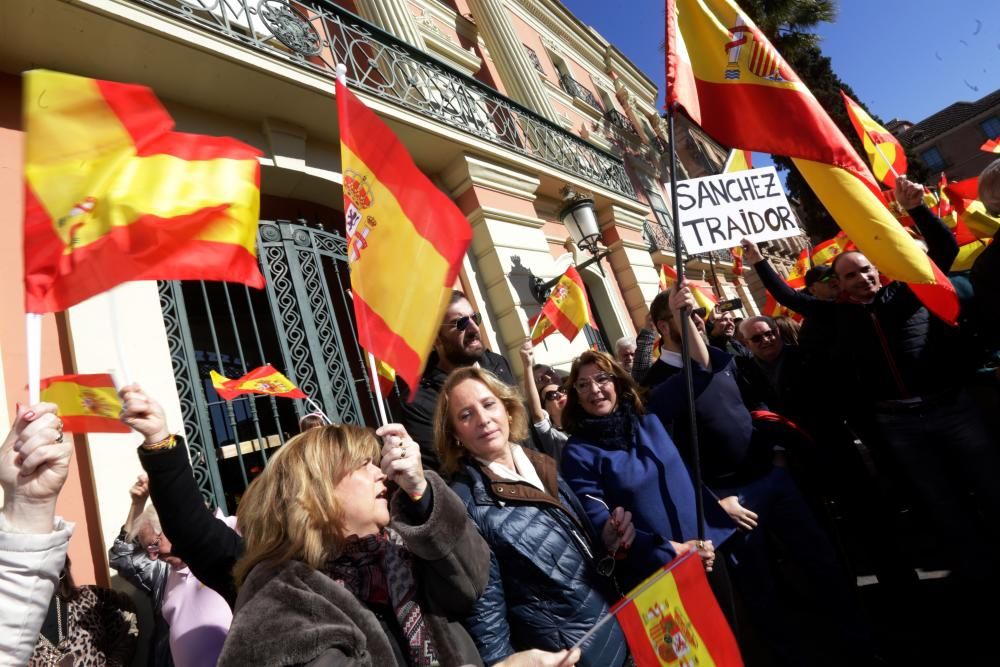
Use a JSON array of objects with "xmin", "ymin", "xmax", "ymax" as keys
[{"xmin": 396, "ymin": 290, "xmax": 515, "ymax": 469}]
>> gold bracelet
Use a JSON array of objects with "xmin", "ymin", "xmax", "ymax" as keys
[{"xmin": 142, "ymin": 434, "xmax": 176, "ymax": 451}]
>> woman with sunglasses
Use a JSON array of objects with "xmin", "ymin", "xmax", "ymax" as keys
[
  {"xmin": 559, "ymin": 283, "xmax": 730, "ymax": 593},
  {"xmin": 435, "ymin": 367, "xmax": 631, "ymax": 667},
  {"xmin": 519, "ymin": 340, "xmax": 568, "ymax": 461}
]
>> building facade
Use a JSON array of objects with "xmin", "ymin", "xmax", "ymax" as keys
[
  {"xmin": 890, "ymin": 87, "xmax": 1000, "ymax": 183},
  {"xmin": 0, "ymin": 0, "xmax": 800, "ymax": 594}
]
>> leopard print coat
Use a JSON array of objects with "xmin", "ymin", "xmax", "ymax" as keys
[{"xmin": 28, "ymin": 585, "xmax": 139, "ymax": 667}]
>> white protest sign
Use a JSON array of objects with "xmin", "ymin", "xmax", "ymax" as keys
[{"xmin": 672, "ymin": 166, "xmax": 801, "ymax": 254}]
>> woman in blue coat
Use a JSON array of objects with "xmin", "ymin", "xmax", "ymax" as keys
[
  {"xmin": 559, "ymin": 284, "xmax": 731, "ymax": 593},
  {"xmin": 433, "ymin": 367, "xmax": 630, "ymax": 667}
]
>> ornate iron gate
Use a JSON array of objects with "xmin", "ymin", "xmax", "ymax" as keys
[{"xmin": 159, "ymin": 218, "xmax": 388, "ymax": 510}]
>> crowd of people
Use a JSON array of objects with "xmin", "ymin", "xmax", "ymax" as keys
[{"xmin": 1, "ymin": 165, "xmax": 998, "ymax": 666}]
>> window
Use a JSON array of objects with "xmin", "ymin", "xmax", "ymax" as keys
[
  {"xmin": 523, "ymin": 45, "xmax": 545, "ymax": 75},
  {"xmin": 921, "ymin": 147, "xmax": 946, "ymax": 172},
  {"xmin": 981, "ymin": 116, "xmax": 1000, "ymax": 139}
]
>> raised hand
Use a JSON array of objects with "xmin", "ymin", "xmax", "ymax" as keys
[
  {"xmin": 894, "ymin": 175, "xmax": 923, "ymax": 210},
  {"xmin": 740, "ymin": 237, "xmax": 764, "ymax": 265},
  {"xmin": 119, "ymin": 385, "xmax": 169, "ymax": 445},
  {"xmin": 0, "ymin": 403, "xmax": 73, "ymax": 533},
  {"xmin": 375, "ymin": 423, "xmax": 427, "ymax": 500}
]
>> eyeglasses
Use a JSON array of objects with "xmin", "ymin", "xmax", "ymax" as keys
[
  {"xmin": 574, "ymin": 373, "xmax": 614, "ymax": 393},
  {"xmin": 748, "ymin": 330, "xmax": 777, "ymax": 344},
  {"xmin": 543, "ymin": 389, "xmax": 565, "ymax": 403},
  {"xmin": 443, "ymin": 312, "xmax": 482, "ymax": 331}
]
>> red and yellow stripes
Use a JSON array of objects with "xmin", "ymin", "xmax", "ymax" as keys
[
  {"xmin": 666, "ymin": 1, "xmax": 957, "ymax": 324},
  {"xmin": 841, "ymin": 90, "xmax": 907, "ymax": 188},
  {"xmin": 540, "ymin": 267, "xmax": 592, "ymax": 343},
  {"xmin": 23, "ymin": 70, "xmax": 263, "ymax": 313},
  {"xmin": 210, "ymin": 365, "xmax": 306, "ymax": 401},
  {"xmin": 336, "ymin": 78, "xmax": 472, "ymax": 391},
  {"xmin": 40, "ymin": 373, "xmax": 130, "ymax": 433}
]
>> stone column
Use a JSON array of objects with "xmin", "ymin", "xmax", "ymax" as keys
[
  {"xmin": 353, "ymin": 0, "xmax": 425, "ymax": 49},
  {"xmin": 598, "ymin": 204, "xmax": 661, "ymax": 330},
  {"xmin": 464, "ymin": 0, "xmax": 560, "ymax": 123}
]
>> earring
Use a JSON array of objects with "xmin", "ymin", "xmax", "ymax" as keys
[{"xmin": 455, "ymin": 438, "xmax": 463, "ymax": 449}]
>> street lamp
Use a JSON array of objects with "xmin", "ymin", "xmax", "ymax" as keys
[{"xmin": 528, "ymin": 186, "xmax": 610, "ymax": 303}]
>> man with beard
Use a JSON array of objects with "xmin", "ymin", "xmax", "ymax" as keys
[{"xmin": 396, "ymin": 290, "xmax": 515, "ymax": 469}]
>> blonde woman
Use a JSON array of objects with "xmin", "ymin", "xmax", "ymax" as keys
[
  {"xmin": 435, "ymin": 368, "xmax": 630, "ymax": 667},
  {"xmin": 216, "ymin": 420, "xmax": 578, "ymax": 667}
]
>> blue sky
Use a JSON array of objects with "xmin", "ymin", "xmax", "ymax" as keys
[{"xmin": 562, "ymin": 0, "xmax": 1000, "ymax": 162}]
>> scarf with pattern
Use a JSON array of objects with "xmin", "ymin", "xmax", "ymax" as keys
[{"xmin": 326, "ymin": 529, "xmax": 439, "ymax": 667}]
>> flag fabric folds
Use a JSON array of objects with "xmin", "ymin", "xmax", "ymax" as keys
[
  {"xmin": 616, "ymin": 551, "xmax": 743, "ymax": 666},
  {"xmin": 841, "ymin": 90, "xmax": 907, "ymax": 188},
  {"xmin": 539, "ymin": 267, "xmax": 592, "ymax": 343},
  {"xmin": 23, "ymin": 70, "xmax": 264, "ymax": 314},
  {"xmin": 982, "ymin": 138, "xmax": 1000, "ymax": 154},
  {"xmin": 659, "ymin": 264, "xmax": 717, "ymax": 311},
  {"xmin": 723, "ymin": 149, "xmax": 753, "ymax": 173},
  {"xmin": 39, "ymin": 373, "xmax": 130, "ymax": 433},
  {"xmin": 336, "ymin": 76, "xmax": 472, "ymax": 392},
  {"xmin": 528, "ymin": 311, "xmax": 558, "ymax": 346},
  {"xmin": 659, "ymin": 264, "xmax": 678, "ymax": 292},
  {"xmin": 665, "ymin": 1, "xmax": 958, "ymax": 324},
  {"xmin": 370, "ymin": 356, "xmax": 397, "ymax": 398},
  {"xmin": 210, "ymin": 365, "xmax": 306, "ymax": 401}
]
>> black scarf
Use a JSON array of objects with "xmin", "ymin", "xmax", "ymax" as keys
[{"xmin": 575, "ymin": 401, "xmax": 637, "ymax": 450}]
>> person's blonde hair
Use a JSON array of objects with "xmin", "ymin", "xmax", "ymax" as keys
[
  {"xmin": 433, "ymin": 367, "xmax": 528, "ymax": 477},
  {"xmin": 232, "ymin": 424, "xmax": 381, "ymax": 587}
]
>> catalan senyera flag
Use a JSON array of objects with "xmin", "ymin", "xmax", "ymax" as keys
[
  {"xmin": 540, "ymin": 267, "xmax": 592, "ymax": 343},
  {"xmin": 23, "ymin": 70, "xmax": 263, "ymax": 314},
  {"xmin": 666, "ymin": 1, "xmax": 958, "ymax": 324},
  {"xmin": 39, "ymin": 373, "xmax": 130, "ymax": 433},
  {"xmin": 335, "ymin": 76, "xmax": 472, "ymax": 392},
  {"xmin": 982, "ymin": 138, "xmax": 1000, "ymax": 154},
  {"xmin": 723, "ymin": 148, "xmax": 753, "ymax": 172},
  {"xmin": 616, "ymin": 551, "xmax": 743, "ymax": 666},
  {"xmin": 210, "ymin": 365, "xmax": 306, "ymax": 401},
  {"xmin": 841, "ymin": 90, "xmax": 907, "ymax": 188}
]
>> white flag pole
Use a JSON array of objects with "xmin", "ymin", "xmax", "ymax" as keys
[
  {"xmin": 367, "ymin": 352, "xmax": 390, "ymax": 427},
  {"xmin": 304, "ymin": 397, "xmax": 333, "ymax": 425},
  {"xmin": 26, "ymin": 313, "xmax": 42, "ymax": 405},
  {"xmin": 108, "ymin": 287, "xmax": 134, "ymax": 387}
]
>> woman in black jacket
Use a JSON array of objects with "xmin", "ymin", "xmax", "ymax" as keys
[{"xmin": 434, "ymin": 367, "xmax": 631, "ymax": 667}]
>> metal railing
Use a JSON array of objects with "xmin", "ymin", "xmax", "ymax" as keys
[
  {"xmin": 604, "ymin": 109, "xmax": 637, "ymax": 135},
  {"xmin": 559, "ymin": 74, "xmax": 604, "ymax": 111},
  {"xmin": 523, "ymin": 44, "xmax": 546, "ymax": 75},
  {"xmin": 130, "ymin": 0, "xmax": 635, "ymax": 198}
]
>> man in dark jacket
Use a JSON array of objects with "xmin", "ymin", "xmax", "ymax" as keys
[
  {"xmin": 742, "ymin": 175, "xmax": 1000, "ymax": 595},
  {"xmin": 396, "ymin": 290, "xmax": 515, "ymax": 469}
]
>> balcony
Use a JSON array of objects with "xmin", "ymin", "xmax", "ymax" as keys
[
  {"xmin": 604, "ymin": 109, "xmax": 637, "ymax": 136},
  {"xmin": 559, "ymin": 74, "xmax": 604, "ymax": 112},
  {"xmin": 128, "ymin": 0, "xmax": 635, "ymax": 199},
  {"xmin": 644, "ymin": 221, "xmax": 731, "ymax": 264}
]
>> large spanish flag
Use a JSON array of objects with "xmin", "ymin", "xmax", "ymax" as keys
[
  {"xmin": 23, "ymin": 70, "xmax": 264, "ymax": 314},
  {"xmin": 210, "ymin": 365, "xmax": 306, "ymax": 401},
  {"xmin": 40, "ymin": 373, "xmax": 130, "ymax": 433},
  {"xmin": 666, "ymin": 1, "xmax": 958, "ymax": 324},
  {"xmin": 336, "ymin": 76, "xmax": 472, "ymax": 392},
  {"xmin": 540, "ymin": 267, "xmax": 592, "ymax": 343},
  {"xmin": 616, "ymin": 551, "xmax": 742, "ymax": 666},
  {"xmin": 841, "ymin": 91, "xmax": 907, "ymax": 188}
]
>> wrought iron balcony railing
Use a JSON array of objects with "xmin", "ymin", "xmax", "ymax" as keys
[
  {"xmin": 129, "ymin": 0, "xmax": 635, "ymax": 199},
  {"xmin": 558, "ymin": 74, "xmax": 604, "ymax": 112},
  {"xmin": 604, "ymin": 109, "xmax": 637, "ymax": 135},
  {"xmin": 523, "ymin": 44, "xmax": 546, "ymax": 75},
  {"xmin": 644, "ymin": 220, "xmax": 675, "ymax": 253}
]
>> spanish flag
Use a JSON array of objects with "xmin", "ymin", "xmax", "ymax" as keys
[
  {"xmin": 659, "ymin": 264, "xmax": 678, "ymax": 292},
  {"xmin": 841, "ymin": 91, "xmax": 907, "ymax": 188},
  {"xmin": 810, "ymin": 237, "xmax": 843, "ymax": 267},
  {"xmin": 527, "ymin": 311, "xmax": 558, "ymax": 346},
  {"xmin": 369, "ymin": 356, "xmax": 397, "ymax": 398},
  {"xmin": 210, "ymin": 365, "xmax": 306, "ymax": 401},
  {"xmin": 723, "ymin": 149, "xmax": 753, "ymax": 172},
  {"xmin": 666, "ymin": 1, "xmax": 958, "ymax": 324},
  {"xmin": 616, "ymin": 551, "xmax": 742, "ymax": 666},
  {"xmin": 39, "ymin": 373, "xmax": 130, "ymax": 433},
  {"xmin": 23, "ymin": 70, "xmax": 264, "ymax": 314},
  {"xmin": 539, "ymin": 267, "xmax": 592, "ymax": 343},
  {"xmin": 336, "ymin": 75, "xmax": 472, "ymax": 392},
  {"xmin": 659, "ymin": 265, "xmax": 717, "ymax": 311},
  {"xmin": 982, "ymin": 138, "xmax": 1000, "ymax": 154},
  {"xmin": 943, "ymin": 176, "xmax": 1000, "ymax": 240}
]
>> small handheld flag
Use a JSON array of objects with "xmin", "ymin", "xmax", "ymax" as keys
[
  {"xmin": 40, "ymin": 373, "xmax": 130, "ymax": 433},
  {"xmin": 210, "ymin": 365, "xmax": 306, "ymax": 401},
  {"xmin": 539, "ymin": 267, "xmax": 592, "ymax": 343}
]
